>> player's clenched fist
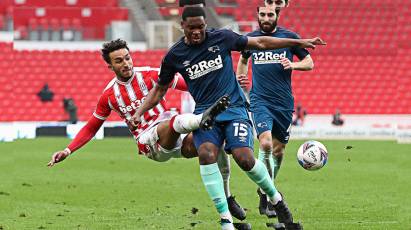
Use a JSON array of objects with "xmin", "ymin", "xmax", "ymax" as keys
[{"xmin": 47, "ymin": 149, "xmax": 71, "ymax": 167}]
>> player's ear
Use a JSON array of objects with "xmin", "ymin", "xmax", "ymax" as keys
[{"xmin": 108, "ymin": 65, "xmax": 113, "ymax": 70}]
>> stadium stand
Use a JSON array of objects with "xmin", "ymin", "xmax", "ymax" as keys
[
  {"xmin": 13, "ymin": 2, "xmax": 128, "ymax": 40},
  {"xmin": 13, "ymin": 0, "xmax": 119, "ymax": 7},
  {"xmin": 5, "ymin": 48, "xmax": 182, "ymax": 122},
  {"xmin": 223, "ymin": 0, "xmax": 410, "ymax": 114},
  {"xmin": 2, "ymin": 0, "xmax": 410, "ymax": 122},
  {"xmin": 0, "ymin": 0, "xmax": 12, "ymax": 31}
]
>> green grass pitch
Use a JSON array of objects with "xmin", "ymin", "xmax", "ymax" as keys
[{"xmin": 1, "ymin": 138, "xmax": 410, "ymax": 229}]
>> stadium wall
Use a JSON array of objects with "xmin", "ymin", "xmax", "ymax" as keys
[
  {"xmin": 1, "ymin": 115, "xmax": 411, "ymax": 143},
  {"xmin": 13, "ymin": 40, "xmax": 147, "ymax": 51}
]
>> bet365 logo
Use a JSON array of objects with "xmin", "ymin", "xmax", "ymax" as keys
[
  {"xmin": 185, "ymin": 55, "xmax": 223, "ymax": 79},
  {"xmin": 118, "ymin": 97, "xmax": 146, "ymax": 114},
  {"xmin": 252, "ymin": 51, "xmax": 286, "ymax": 64}
]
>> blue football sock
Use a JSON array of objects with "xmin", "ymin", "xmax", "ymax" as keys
[
  {"xmin": 273, "ymin": 155, "xmax": 283, "ymax": 179},
  {"xmin": 200, "ymin": 163, "xmax": 229, "ymax": 215},
  {"xmin": 258, "ymin": 148, "xmax": 274, "ymax": 180},
  {"xmin": 245, "ymin": 160, "xmax": 277, "ymax": 198}
]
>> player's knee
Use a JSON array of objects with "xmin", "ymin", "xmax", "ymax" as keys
[
  {"xmin": 233, "ymin": 152, "xmax": 255, "ymax": 171},
  {"xmin": 198, "ymin": 150, "xmax": 217, "ymax": 164},
  {"xmin": 259, "ymin": 134, "xmax": 273, "ymax": 152},
  {"xmin": 237, "ymin": 157, "xmax": 255, "ymax": 171},
  {"xmin": 260, "ymin": 140, "xmax": 273, "ymax": 152},
  {"xmin": 198, "ymin": 143, "xmax": 219, "ymax": 164}
]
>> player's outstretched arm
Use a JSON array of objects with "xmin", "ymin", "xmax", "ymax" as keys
[
  {"xmin": 131, "ymin": 84, "xmax": 168, "ymax": 127},
  {"xmin": 47, "ymin": 116, "xmax": 104, "ymax": 167},
  {"xmin": 236, "ymin": 55, "xmax": 250, "ymax": 90},
  {"xmin": 246, "ymin": 36, "xmax": 326, "ymax": 50}
]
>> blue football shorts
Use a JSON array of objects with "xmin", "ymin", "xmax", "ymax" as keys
[
  {"xmin": 251, "ymin": 105, "xmax": 293, "ymax": 144},
  {"xmin": 193, "ymin": 118, "xmax": 254, "ymax": 153}
]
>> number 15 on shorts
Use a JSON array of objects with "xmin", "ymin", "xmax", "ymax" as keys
[
  {"xmin": 228, "ymin": 121, "xmax": 253, "ymax": 148},
  {"xmin": 233, "ymin": 122, "xmax": 248, "ymax": 137}
]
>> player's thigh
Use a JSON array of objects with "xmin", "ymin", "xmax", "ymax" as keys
[
  {"xmin": 224, "ymin": 119, "xmax": 254, "ymax": 152},
  {"xmin": 271, "ymin": 110, "xmax": 293, "ymax": 145},
  {"xmin": 251, "ymin": 107, "xmax": 274, "ymax": 138},
  {"xmin": 193, "ymin": 125, "xmax": 224, "ymax": 164},
  {"xmin": 181, "ymin": 133, "xmax": 198, "ymax": 158},
  {"xmin": 156, "ymin": 120, "xmax": 181, "ymax": 150},
  {"xmin": 224, "ymin": 119, "xmax": 255, "ymax": 170},
  {"xmin": 193, "ymin": 124, "xmax": 224, "ymax": 149}
]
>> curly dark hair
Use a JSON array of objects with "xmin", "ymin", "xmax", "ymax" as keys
[{"xmin": 101, "ymin": 39, "xmax": 130, "ymax": 64}]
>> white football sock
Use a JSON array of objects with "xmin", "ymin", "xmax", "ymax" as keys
[
  {"xmin": 220, "ymin": 211, "xmax": 233, "ymax": 223},
  {"xmin": 270, "ymin": 191, "xmax": 283, "ymax": 205},
  {"xmin": 171, "ymin": 114, "xmax": 202, "ymax": 134}
]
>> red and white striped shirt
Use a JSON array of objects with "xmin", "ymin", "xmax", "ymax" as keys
[{"xmin": 93, "ymin": 67, "xmax": 183, "ymax": 139}]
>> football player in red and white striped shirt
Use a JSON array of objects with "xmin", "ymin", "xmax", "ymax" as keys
[
  {"xmin": 47, "ymin": 38, "xmax": 224, "ymax": 164},
  {"xmin": 47, "ymin": 39, "xmax": 246, "ymax": 221}
]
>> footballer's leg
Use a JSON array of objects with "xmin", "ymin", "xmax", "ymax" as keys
[
  {"xmin": 140, "ymin": 94, "xmax": 231, "ymax": 152},
  {"xmin": 198, "ymin": 142, "xmax": 235, "ymax": 230},
  {"xmin": 257, "ymin": 131, "xmax": 277, "ymax": 218},
  {"xmin": 181, "ymin": 134, "xmax": 247, "ymax": 222},
  {"xmin": 252, "ymin": 111, "xmax": 277, "ymax": 217},
  {"xmin": 218, "ymin": 149, "xmax": 247, "ymax": 221},
  {"xmin": 193, "ymin": 123, "xmax": 237, "ymax": 230},
  {"xmin": 270, "ymin": 110, "xmax": 293, "ymax": 179},
  {"xmin": 272, "ymin": 138, "xmax": 286, "ymax": 179},
  {"xmin": 227, "ymin": 119, "xmax": 301, "ymax": 229},
  {"xmin": 155, "ymin": 94, "xmax": 231, "ymax": 149}
]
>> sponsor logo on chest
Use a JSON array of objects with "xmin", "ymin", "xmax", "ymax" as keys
[
  {"xmin": 185, "ymin": 55, "xmax": 223, "ymax": 80},
  {"xmin": 118, "ymin": 97, "xmax": 146, "ymax": 114},
  {"xmin": 252, "ymin": 51, "xmax": 287, "ymax": 64}
]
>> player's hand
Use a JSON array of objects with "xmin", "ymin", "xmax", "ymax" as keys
[
  {"xmin": 126, "ymin": 118, "xmax": 138, "ymax": 131},
  {"xmin": 237, "ymin": 74, "xmax": 250, "ymax": 89},
  {"xmin": 280, "ymin": 57, "xmax": 294, "ymax": 70},
  {"xmin": 129, "ymin": 113, "xmax": 142, "ymax": 130},
  {"xmin": 47, "ymin": 149, "xmax": 70, "ymax": 167},
  {"xmin": 300, "ymin": 37, "xmax": 326, "ymax": 49}
]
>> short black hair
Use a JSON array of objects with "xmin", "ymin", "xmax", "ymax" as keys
[
  {"xmin": 101, "ymin": 39, "xmax": 129, "ymax": 64},
  {"xmin": 265, "ymin": 0, "xmax": 289, "ymax": 5},
  {"xmin": 179, "ymin": 0, "xmax": 206, "ymax": 7},
  {"xmin": 181, "ymin": 6, "xmax": 206, "ymax": 21}
]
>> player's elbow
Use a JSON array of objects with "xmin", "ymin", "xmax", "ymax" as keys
[
  {"xmin": 307, "ymin": 62, "xmax": 314, "ymax": 70},
  {"xmin": 303, "ymin": 57, "xmax": 314, "ymax": 71}
]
